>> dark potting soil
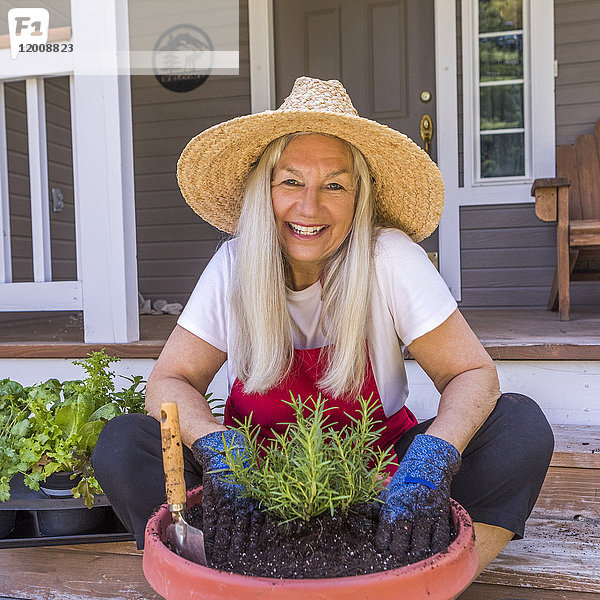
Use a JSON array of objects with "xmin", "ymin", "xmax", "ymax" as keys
[{"xmin": 184, "ymin": 501, "xmax": 457, "ymax": 579}]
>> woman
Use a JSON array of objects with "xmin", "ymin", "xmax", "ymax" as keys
[{"xmin": 92, "ymin": 77, "xmax": 554, "ymax": 579}]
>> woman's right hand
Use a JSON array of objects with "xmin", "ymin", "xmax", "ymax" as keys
[{"xmin": 192, "ymin": 430, "xmax": 262, "ymax": 565}]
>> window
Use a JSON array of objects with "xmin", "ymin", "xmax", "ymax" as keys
[{"xmin": 476, "ymin": 0, "xmax": 527, "ymax": 180}]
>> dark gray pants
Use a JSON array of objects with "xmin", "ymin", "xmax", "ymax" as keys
[{"xmin": 91, "ymin": 392, "xmax": 554, "ymax": 549}]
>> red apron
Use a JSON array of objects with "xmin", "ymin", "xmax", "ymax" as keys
[{"xmin": 224, "ymin": 347, "xmax": 417, "ymax": 476}]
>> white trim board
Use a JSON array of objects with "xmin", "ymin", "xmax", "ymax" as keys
[
  {"xmin": 0, "ymin": 281, "xmax": 82, "ymax": 311},
  {"xmin": 1, "ymin": 358, "xmax": 597, "ymax": 426},
  {"xmin": 248, "ymin": 0, "xmax": 275, "ymax": 113},
  {"xmin": 406, "ymin": 360, "xmax": 600, "ymax": 426},
  {"xmin": 0, "ymin": 82, "xmax": 11, "ymax": 282},
  {"xmin": 0, "ymin": 46, "xmax": 73, "ymax": 81},
  {"xmin": 0, "ymin": 358, "xmax": 157, "ymax": 389},
  {"xmin": 26, "ymin": 77, "xmax": 52, "ymax": 282}
]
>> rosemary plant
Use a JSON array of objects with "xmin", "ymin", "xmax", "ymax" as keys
[{"xmin": 218, "ymin": 393, "xmax": 395, "ymax": 523}]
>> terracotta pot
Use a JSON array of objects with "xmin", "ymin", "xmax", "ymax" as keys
[{"xmin": 143, "ymin": 488, "xmax": 478, "ymax": 600}]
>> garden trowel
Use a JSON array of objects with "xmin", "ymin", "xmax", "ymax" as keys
[{"xmin": 160, "ymin": 402, "xmax": 207, "ymax": 566}]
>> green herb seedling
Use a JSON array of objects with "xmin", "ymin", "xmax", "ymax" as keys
[{"xmin": 216, "ymin": 392, "xmax": 395, "ymax": 523}]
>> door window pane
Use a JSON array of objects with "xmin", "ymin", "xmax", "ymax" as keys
[
  {"xmin": 481, "ymin": 133, "xmax": 524, "ymax": 177},
  {"xmin": 479, "ymin": 0, "xmax": 522, "ymax": 33},
  {"xmin": 477, "ymin": 0, "xmax": 526, "ymax": 179},
  {"xmin": 480, "ymin": 84, "xmax": 523, "ymax": 130},
  {"xmin": 479, "ymin": 34, "xmax": 523, "ymax": 82}
]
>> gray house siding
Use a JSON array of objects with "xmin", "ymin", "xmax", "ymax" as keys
[
  {"xmin": 46, "ymin": 77, "xmax": 76, "ymax": 282},
  {"xmin": 555, "ymin": 0, "xmax": 600, "ymax": 144},
  {"xmin": 4, "ymin": 76, "xmax": 75, "ymax": 285},
  {"xmin": 133, "ymin": 0, "xmax": 250, "ymax": 306},
  {"xmin": 5, "ymin": 80, "xmax": 30, "ymax": 283},
  {"xmin": 460, "ymin": 203, "xmax": 587, "ymax": 308},
  {"xmin": 458, "ymin": 0, "xmax": 600, "ymax": 309}
]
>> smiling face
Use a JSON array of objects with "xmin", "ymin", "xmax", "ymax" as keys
[{"xmin": 271, "ymin": 134, "xmax": 356, "ymax": 290}]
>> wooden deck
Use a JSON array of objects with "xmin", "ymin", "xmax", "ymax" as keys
[
  {"xmin": 0, "ymin": 424, "xmax": 598, "ymax": 600},
  {"xmin": 0, "ymin": 541, "xmax": 160, "ymax": 600},
  {"xmin": 1, "ymin": 307, "xmax": 600, "ymax": 359}
]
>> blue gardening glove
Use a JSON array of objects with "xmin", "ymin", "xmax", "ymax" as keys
[
  {"xmin": 191, "ymin": 430, "xmax": 263, "ymax": 565},
  {"xmin": 375, "ymin": 433, "xmax": 462, "ymax": 561}
]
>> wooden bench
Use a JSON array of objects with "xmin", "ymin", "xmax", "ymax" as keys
[{"xmin": 531, "ymin": 119, "xmax": 600, "ymax": 321}]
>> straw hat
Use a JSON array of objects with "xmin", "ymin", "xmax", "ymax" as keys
[{"xmin": 177, "ymin": 76, "xmax": 444, "ymax": 242}]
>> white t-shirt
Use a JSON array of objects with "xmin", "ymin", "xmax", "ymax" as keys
[{"xmin": 177, "ymin": 227, "xmax": 457, "ymax": 417}]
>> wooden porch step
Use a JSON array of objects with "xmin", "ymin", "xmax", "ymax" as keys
[
  {"xmin": 460, "ymin": 423, "xmax": 600, "ymax": 599},
  {"xmin": 551, "ymin": 424, "xmax": 600, "ymax": 469},
  {"xmin": 460, "ymin": 514, "xmax": 600, "ymax": 599}
]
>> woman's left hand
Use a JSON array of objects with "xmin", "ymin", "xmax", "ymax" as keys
[{"xmin": 375, "ymin": 433, "xmax": 462, "ymax": 560}]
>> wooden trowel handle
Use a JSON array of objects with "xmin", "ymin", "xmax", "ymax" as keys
[{"xmin": 160, "ymin": 402, "xmax": 186, "ymax": 507}]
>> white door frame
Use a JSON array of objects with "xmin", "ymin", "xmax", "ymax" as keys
[{"xmin": 435, "ymin": 0, "xmax": 556, "ymax": 300}]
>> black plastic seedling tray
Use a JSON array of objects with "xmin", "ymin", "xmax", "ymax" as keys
[{"xmin": 0, "ymin": 474, "xmax": 134, "ymax": 548}]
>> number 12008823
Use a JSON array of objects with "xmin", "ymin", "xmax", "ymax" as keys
[{"xmin": 18, "ymin": 43, "xmax": 73, "ymax": 52}]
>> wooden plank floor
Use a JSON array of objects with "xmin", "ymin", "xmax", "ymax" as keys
[
  {"xmin": 1, "ymin": 308, "xmax": 600, "ymax": 359},
  {"xmin": 472, "ymin": 513, "xmax": 600, "ymax": 593},
  {"xmin": 0, "ymin": 541, "xmax": 160, "ymax": 600},
  {"xmin": 459, "ymin": 424, "xmax": 600, "ymax": 599}
]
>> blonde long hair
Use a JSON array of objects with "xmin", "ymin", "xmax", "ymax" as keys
[{"xmin": 229, "ymin": 132, "xmax": 375, "ymax": 398}]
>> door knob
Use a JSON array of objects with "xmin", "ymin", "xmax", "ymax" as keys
[{"xmin": 420, "ymin": 114, "xmax": 433, "ymax": 155}]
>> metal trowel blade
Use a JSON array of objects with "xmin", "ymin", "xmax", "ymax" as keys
[{"xmin": 166, "ymin": 519, "xmax": 207, "ymax": 566}]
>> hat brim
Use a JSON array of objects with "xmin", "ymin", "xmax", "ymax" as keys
[{"xmin": 177, "ymin": 110, "xmax": 444, "ymax": 242}]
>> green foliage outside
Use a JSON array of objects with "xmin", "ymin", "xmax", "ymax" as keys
[
  {"xmin": 217, "ymin": 393, "xmax": 395, "ymax": 523},
  {"xmin": 479, "ymin": 0, "xmax": 522, "ymax": 34},
  {"xmin": 0, "ymin": 351, "xmax": 146, "ymax": 508},
  {"xmin": 481, "ymin": 132, "xmax": 524, "ymax": 177},
  {"xmin": 480, "ymin": 84, "xmax": 523, "ymax": 131}
]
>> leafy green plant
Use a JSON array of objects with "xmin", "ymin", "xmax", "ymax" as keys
[
  {"xmin": 0, "ymin": 381, "xmax": 29, "ymax": 502},
  {"xmin": 0, "ymin": 351, "xmax": 147, "ymax": 508},
  {"xmin": 218, "ymin": 393, "xmax": 395, "ymax": 523}
]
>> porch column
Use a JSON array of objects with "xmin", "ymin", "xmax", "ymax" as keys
[
  {"xmin": 249, "ymin": 0, "xmax": 276, "ymax": 113},
  {"xmin": 70, "ymin": 0, "xmax": 139, "ymax": 342}
]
